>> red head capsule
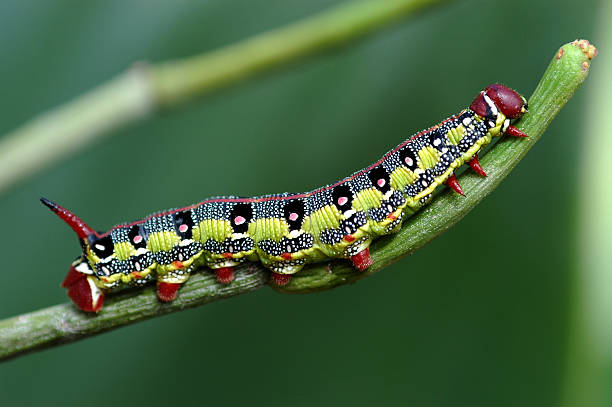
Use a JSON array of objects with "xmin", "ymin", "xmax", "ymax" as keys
[
  {"xmin": 469, "ymin": 84, "xmax": 527, "ymax": 119},
  {"xmin": 484, "ymin": 83, "xmax": 527, "ymax": 119}
]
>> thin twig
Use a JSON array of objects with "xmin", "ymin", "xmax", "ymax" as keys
[
  {"xmin": 0, "ymin": 0, "xmax": 451, "ymax": 195},
  {"xmin": 0, "ymin": 40, "xmax": 596, "ymax": 362}
]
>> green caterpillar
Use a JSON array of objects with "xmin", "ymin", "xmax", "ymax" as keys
[{"xmin": 43, "ymin": 83, "xmax": 528, "ymax": 312}]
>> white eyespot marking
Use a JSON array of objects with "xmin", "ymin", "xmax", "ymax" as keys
[
  {"xmin": 387, "ymin": 204, "xmax": 394, "ymax": 213},
  {"xmin": 101, "ymin": 266, "xmax": 110, "ymax": 276},
  {"xmin": 178, "ymin": 253, "xmax": 184, "ymax": 261},
  {"xmin": 75, "ymin": 262, "xmax": 93, "ymax": 275},
  {"xmin": 288, "ymin": 212, "xmax": 299, "ymax": 222},
  {"xmin": 462, "ymin": 117, "xmax": 472, "ymax": 126},
  {"xmin": 345, "ymin": 226, "xmax": 352, "ymax": 234},
  {"xmin": 405, "ymin": 157, "xmax": 414, "ymax": 166},
  {"xmin": 433, "ymin": 138, "xmax": 441, "ymax": 146},
  {"xmin": 134, "ymin": 261, "xmax": 141, "ymax": 271},
  {"xmin": 286, "ymin": 244, "xmax": 291, "ymax": 252},
  {"xmin": 289, "ymin": 229, "xmax": 302, "ymax": 239},
  {"xmin": 488, "ymin": 120, "xmax": 496, "ymax": 127},
  {"xmin": 228, "ymin": 245, "xmax": 234, "ymax": 253},
  {"xmin": 95, "ymin": 244, "xmax": 106, "ymax": 251},
  {"xmin": 234, "ymin": 216, "xmax": 246, "ymax": 225},
  {"xmin": 133, "ymin": 235, "xmax": 143, "ymax": 244},
  {"xmin": 377, "ymin": 178, "xmax": 386, "ymax": 188},
  {"xmin": 343, "ymin": 209, "xmax": 356, "ymax": 218},
  {"xmin": 178, "ymin": 224, "xmax": 188, "ymax": 233},
  {"xmin": 337, "ymin": 196, "xmax": 348, "ymax": 206},
  {"xmin": 421, "ymin": 180, "xmax": 428, "ymax": 187}
]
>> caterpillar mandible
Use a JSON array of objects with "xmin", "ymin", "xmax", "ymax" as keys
[{"xmin": 42, "ymin": 83, "xmax": 528, "ymax": 312}]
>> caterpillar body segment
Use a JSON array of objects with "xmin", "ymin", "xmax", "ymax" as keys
[{"xmin": 43, "ymin": 83, "xmax": 528, "ymax": 312}]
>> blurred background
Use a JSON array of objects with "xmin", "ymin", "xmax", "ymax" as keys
[{"xmin": 0, "ymin": 0, "xmax": 608, "ymax": 406}]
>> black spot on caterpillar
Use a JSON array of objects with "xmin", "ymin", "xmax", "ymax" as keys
[{"xmin": 42, "ymin": 83, "xmax": 528, "ymax": 312}]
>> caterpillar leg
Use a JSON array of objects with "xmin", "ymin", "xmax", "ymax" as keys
[
  {"xmin": 156, "ymin": 266, "xmax": 192, "ymax": 302},
  {"xmin": 345, "ymin": 238, "xmax": 373, "ymax": 271},
  {"xmin": 209, "ymin": 261, "xmax": 244, "ymax": 284},
  {"xmin": 468, "ymin": 155, "xmax": 487, "ymax": 177},
  {"xmin": 271, "ymin": 272, "xmax": 292, "ymax": 286},
  {"xmin": 62, "ymin": 258, "xmax": 105, "ymax": 312},
  {"xmin": 444, "ymin": 174, "xmax": 465, "ymax": 196},
  {"xmin": 215, "ymin": 267, "xmax": 235, "ymax": 284}
]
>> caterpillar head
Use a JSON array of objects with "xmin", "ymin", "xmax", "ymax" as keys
[
  {"xmin": 469, "ymin": 84, "xmax": 528, "ymax": 120},
  {"xmin": 41, "ymin": 197, "xmax": 105, "ymax": 312}
]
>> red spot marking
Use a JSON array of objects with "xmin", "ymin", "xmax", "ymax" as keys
[
  {"xmin": 288, "ymin": 212, "xmax": 298, "ymax": 221},
  {"xmin": 506, "ymin": 125, "xmax": 527, "ymax": 138},
  {"xmin": 485, "ymin": 84, "xmax": 525, "ymax": 119},
  {"xmin": 157, "ymin": 282, "xmax": 181, "ymax": 302},
  {"xmin": 281, "ymin": 252, "xmax": 292, "ymax": 260},
  {"xmin": 222, "ymin": 252, "xmax": 234, "ymax": 259},
  {"xmin": 350, "ymin": 248, "xmax": 373, "ymax": 271},
  {"xmin": 66, "ymin": 277, "xmax": 104, "ymax": 312},
  {"xmin": 133, "ymin": 235, "xmax": 143, "ymax": 244},
  {"xmin": 272, "ymin": 273, "xmax": 292, "ymax": 286},
  {"xmin": 344, "ymin": 234, "xmax": 355, "ymax": 242},
  {"xmin": 215, "ymin": 267, "xmax": 234, "ymax": 284},
  {"xmin": 337, "ymin": 196, "xmax": 348, "ymax": 206},
  {"xmin": 132, "ymin": 271, "xmax": 143, "ymax": 279},
  {"xmin": 377, "ymin": 178, "xmax": 386, "ymax": 187},
  {"xmin": 445, "ymin": 174, "xmax": 465, "ymax": 196},
  {"xmin": 234, "ymin": 216, "xmax": 246, "ymax": 225},
  {"xmin": 172, "ymin": 260, "xmax": 185, "ymax": 269},
  {"xmin": 62, "ymin": 264, "xmax": 86, "ymax": 288},
  {"xmin": 178, "ymin": 224, "xmax": 188, "ymax": 233},
  {"xmin": 386, "ymin": 213, "xmax": 397, "ymax": 220},
  {"xmin": 468, "ymin": 155, "xmax": 487, "ymax": 177}
]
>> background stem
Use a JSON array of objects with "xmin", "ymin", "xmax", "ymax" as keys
[{"xmin": 0, "ymin": 0, "xmax": 449, "ymax": 196}]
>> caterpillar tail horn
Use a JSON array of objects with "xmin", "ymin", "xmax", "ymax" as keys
[{"xmin": 40, "ymin": 197, "xmax": 96, "ymax": 239}]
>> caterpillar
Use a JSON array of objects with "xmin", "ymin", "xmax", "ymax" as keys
[{"xmin": 42, "ymin": 83, "xmax": 528, "ymax": 312}]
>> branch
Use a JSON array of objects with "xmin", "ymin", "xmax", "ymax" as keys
[
  {"xmin": 0, "ymin": 40, "xmax": 596, "ymax": 362},
  {"xmin": 0, "ymin": 0, "xmax": 451, "ymax": 196}
]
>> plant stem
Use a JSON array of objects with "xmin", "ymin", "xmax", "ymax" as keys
[
  {"xmin": 0, "ymin": 0, "xmax": 450, "ymax": 196},
  {"xmin": 0, "ymin": 40, "xmax": 596, "ymax": 362}
]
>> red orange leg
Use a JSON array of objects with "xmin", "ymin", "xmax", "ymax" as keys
[
  {"xmin": 271, "ymin": 273, "xmax": 292, "ymax": 286},
  {"xmin": 157, "ymin": 282, "xmax": 181, "ymax": 302},
  {"xmin": 445, "ymin": 174, "xmax": 465, "ymax": 196},
  {"xmin": 506, "ymin": 125, "xmax": 527, "ymax": 138},
  {"xmin": 350, "ymin": 248, "xmax": 373, "ymax": 271},
  {"xmin": 215, "ymin": 267, "xmax": 235, "ymax": 284},
  {"xmin": 468, "ymin": 155, "xmax": 487, "ymax": 177}
]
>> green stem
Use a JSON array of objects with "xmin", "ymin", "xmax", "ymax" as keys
[
  {"xmin": 0, "ymin": 40, "xmax": 595, "ymax": 362},
  {"xmin": 0, "ymin": 0, "xmax": 450, "ymax": 196}
]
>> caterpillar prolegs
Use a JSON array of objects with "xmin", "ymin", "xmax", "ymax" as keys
[{"xmin": 43, "ymin": 83, "xmax": 528, "ymax": 312}]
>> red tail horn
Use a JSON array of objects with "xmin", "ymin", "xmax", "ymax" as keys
[{"xmin": 40, "ymin": 197, "xmax": 95, "ymax": 239}]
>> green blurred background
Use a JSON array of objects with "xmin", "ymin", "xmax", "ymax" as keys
[{"xmin": 0, "ymin": 0, "xmax": 607, "ymax": 406}]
